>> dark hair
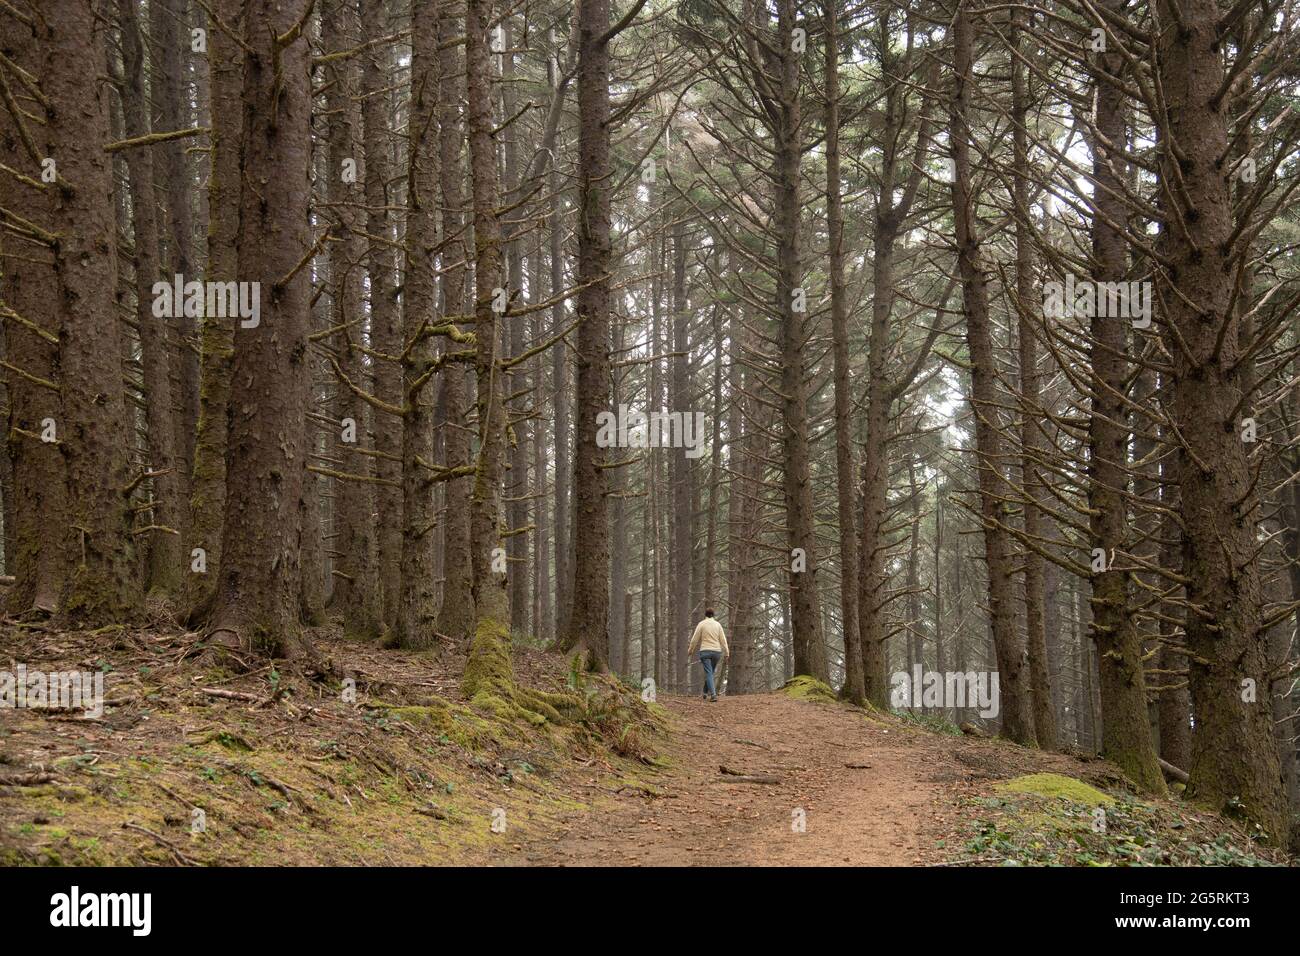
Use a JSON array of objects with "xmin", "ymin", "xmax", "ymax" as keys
[{"xmin": 705, "ymin": 608, "xmax": 714, "ymax": 617}]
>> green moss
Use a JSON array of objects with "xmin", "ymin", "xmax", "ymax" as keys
[
  {"xmin": 0, "ymin": 614, "xmax": 674, "ymax": 866},
  {"xmin": 781, "ymin": 674, "xmax": 838, "ymax": 703},
  {"xmin": 460, "ymin": 615, "xmax": 585, "ymax": 730},
  {"xmin": 996, "ymin": 773, "xmax": 1115, "ymax": 807},
  {"xmin": 960, "ymin": 782, "xmax": 1281, "ymax": 866},
  {"xmin": 461, "ymin": 615, "xmax": 515, "ymax": 698}
]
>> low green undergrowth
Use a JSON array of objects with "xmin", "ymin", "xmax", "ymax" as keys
[{"xmin": 957, "ymin": 773, "xmax": 1283, "ymax": 866}]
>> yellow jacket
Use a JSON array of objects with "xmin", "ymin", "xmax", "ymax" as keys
[{"xmin": 688, "ymin": 617, "xmax": 729, "ymax": 657}]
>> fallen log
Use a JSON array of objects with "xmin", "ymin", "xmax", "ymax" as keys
[
  {"xmin": 199, "ymin": 687, "xmax": 270, "ymax": 705},
  {"xmin": 716, "ymin": 766, "xmax": 780, "ymax": 785},
  {"xmin": 1158, "ymin": 757, "xmax": 1189, "ymax": 784},
  {"xmin": 0, "ymin": 771, "xmax": 55, "ymax": 786}
]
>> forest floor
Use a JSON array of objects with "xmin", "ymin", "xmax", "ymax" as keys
[
  {"xmin": 491, "ymin": 689, "xmax": 1247, "ymax": 866},
  {"xmin": 0, "ymin": 622, "xmax": 1289, "ymax": 867}
]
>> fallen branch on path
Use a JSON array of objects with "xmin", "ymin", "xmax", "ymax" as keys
[
  {"xmin": 716, "ymin": 765, "xmax": 780, "ymax": 785},
  {"xmin": 199, "ymin": 687, "xmax": 269, "ymax": 705},
  {"xmin": 122, "ymin": 821, "xmax": 196, "ymax": 866},
  {"xmin": 0, "ymin": 770, "xmax": 55, "ymax": 786}
]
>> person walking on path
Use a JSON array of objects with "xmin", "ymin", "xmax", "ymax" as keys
[{"xmin": 688, "ymin": 608, "xmax": 729, "ymax": 701}]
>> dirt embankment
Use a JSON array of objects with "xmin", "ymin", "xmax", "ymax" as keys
[{"xmin": 0, "ymin": 625, "xmax": 1285, "ymax": 867}]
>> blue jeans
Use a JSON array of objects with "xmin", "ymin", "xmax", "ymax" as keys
[{"xmin": 699, "ymin": 651, "xmax": 722, "ymax": 698}]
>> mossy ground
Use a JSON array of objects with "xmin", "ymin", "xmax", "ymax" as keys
[
  {"xmin": 0, "ymin": 621, "xmax": 662, "ymax": 866},
  {"xmin": 957, "ymin": 772, "xmax": 1286, "ymax": 866},
  {"xmin": 4, "ymin": 626, "xmax": 1287, "ymax": 867},
  {"xmin": 780, "ymin": 675, "xmax": 839, "ymax": 703},
  {"xmin": 781, "ymin": 674, "xmax": 895, "ymax": 729},
  {"xmin": 996, "ymin": 772, "xmax": 1114, "ymax": 806}
]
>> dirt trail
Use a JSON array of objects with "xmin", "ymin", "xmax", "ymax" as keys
[{"xmin": 505, "ymin": 693, "xmax": 979, "ymax": 866}]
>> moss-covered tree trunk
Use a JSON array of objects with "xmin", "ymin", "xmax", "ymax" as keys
[
  {"xmin": 184, "ymin": 0, "xmax": 241, "ymax": 622},
  {"xmin": 461, "ymin": 0, "xmax": 515, "ymax": 692},
  {"xmin": 1086, "ymin": 15, "xmax": 1164, "ymax": 792},
  {"xmin": 432, "ymin": 0, "xmax": 475, "ymax": 643},
  {"xmin": 204, "ymin": 0, "xmax": 313, "ymax": 659},
  {"xmin": 500, "ymin": 17, "xmax": 531, "ymax": 641},
  {"xmin": 0, "ymin": 12, "xmax": 66, "ymax": 616},
  {"xmin": 42, "ymin": 0, "xmax": 140, "ymax": 626},
  {"xmin": 394, "ymin": 0, "xmax": 441, "ymax": 649}
]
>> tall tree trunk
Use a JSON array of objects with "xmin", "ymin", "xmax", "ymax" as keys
[
  {"xmin": 703, "ymin": 303, "xmax": 722, "ymax": 686},
  {"xmin": 150, "ymin": 0, "xmax": 198, "ymax": 515},
  {"xmin": 461, "ymin": 0, "xmax": 514, "ymax": 690},
  {"xmin": 360, "ymin": 0, "xmax": 403, "ymax": 632},
  {"xmin": 550, "ymin": 126, "xmax": 573, "ymax": 644},
  {"xmin": 824, "ymin": 0, "xmax": 863, "ymax": 703},
  {"xmin": 40, "ymin": 0, "xmax": 140, "ymax": 625},
  {"xmin": 1011, "ymin": 13, "xmax": 1056, "ymax": 750},
  {"xmin": 725, "ymin": 304, "xmax": 751, "ymax": 693},
  {"xmin": 185, "ymin": 0, "xmax": 241, "ymax": 622},
  {"xmin": 433, "ymin": 0, "xmax": 475, "ymax": 642},
  {"xmin": 0, "ymin": 11, "xmax": 66, "ymax": 615},
  {"xmin": 1086, "ymin": 16, "xmax": 1163, "ymax": 790},
  {"xmin": 608, "ymin": 334, "xmax": 627, "ymax": 675},
  {"xmin": 205, "ymin": 0, "xmax": 313, "ymax": 658},
  {"xmin": 1154, "ymin": 0, "xmax": 1287, "ymax": 843},
  {"xmin": 395, "ymin": 0, "xmax": 442, "ymax": 648},
  {"xmin": 772, "ymin": 0, "xmax": 825, "ymax": 682},
  {"xmin": 855, "ymin": 4, "xmax": 929, "ymax": 706},
  {"xmin": 558, "ymin": 0, "xmax": 613, "ymax": 671},
  {"xmin": 532, "ymin": 232, "xmax": 552, "ymax": 645},
  {"xmin": 118, "ymin": 0, "xmax": 183, "ymax": 601},
  {"xmin": 324, "ymin": 0, "xmax": 380, "ymax": 638},
  {"xmin": 948, "ymin": 0, "xmax": 1032, "ymax": 743},
  {"xmin": 669, "ymin": 220, "xmax": 690, "ymax": 689},
  {"xmin": 501, "ymin": 17, "xmax": 530, "ymax": 640}
]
